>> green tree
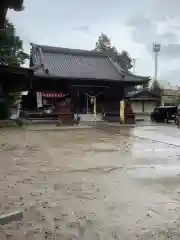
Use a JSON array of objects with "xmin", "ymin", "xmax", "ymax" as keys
[
  {"xmin": 94, "ymin": 33, "xmax": 132, "ymax": 70},
  {"xmin": 0, "ymin": 19, "xmax": 28, "ymax": 120},
  {"xmin": 151, "ymin": 79, "xmax": 163, "ymax": 96},
  {"xmin": 138, "ymin": 81, "xmax": 149, "ymax": 90},
  {"xmin": 177, "ymin": 95, "xmax": 180, "ymax": 105},
  {"xmin": 0, "ymin": 19, "xmax": 29, "ymax": 66},
  {"xmin": 151, "ymin": 79, "xmax": 163, "ymax": 106}
]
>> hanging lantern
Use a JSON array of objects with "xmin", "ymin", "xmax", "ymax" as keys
[{"xmin": 90, "ymin": 96, "xmax": 94, "ymax": 104}]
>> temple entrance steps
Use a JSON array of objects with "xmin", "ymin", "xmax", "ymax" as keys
[{"xmin": 79, "ymin": 113, "xmax": 103, "ymax": 122}]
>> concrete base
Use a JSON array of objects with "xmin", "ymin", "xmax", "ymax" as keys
[{"xmin": 135, "ymin": 113, "xmax": 150, "ymax": 122}]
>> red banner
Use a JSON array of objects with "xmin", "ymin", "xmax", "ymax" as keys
[{"xmin": 41, "ymin": 92, "xmax": 67, "ymax": 98}]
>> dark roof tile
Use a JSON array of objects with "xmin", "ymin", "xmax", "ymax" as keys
[
  {"xmin": 126, "ymin": 89, "xmax": 159, "ymax": 98},
  {"xmin": 30, "ymin": 43, "xmax": 150, "ymax": 83}
]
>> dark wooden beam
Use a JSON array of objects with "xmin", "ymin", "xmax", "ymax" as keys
[
  {"xmin": 0, "ymin": 0, "xmax": 24, "ymax": 29},
  {"xmin": 0, "ymin": 4, "xmax": 7, "ymax": 30}
]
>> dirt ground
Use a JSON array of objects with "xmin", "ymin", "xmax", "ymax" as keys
[{"xmin": 0, "ymin": 125, "xmax": 180, "ymax": 239}]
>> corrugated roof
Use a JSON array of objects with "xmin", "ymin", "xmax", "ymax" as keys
[{"xmin": 30, "ymin": 43, "xmax": 149, "ymax": 83}]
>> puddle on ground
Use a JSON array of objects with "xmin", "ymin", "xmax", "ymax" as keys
[
  {"xmin": 127, "ymin": 165, "xmax": 180, "ymax": 179},
  {"xmin": 132, "ymin": 128, "xmax": 180, "ymax": 146}
]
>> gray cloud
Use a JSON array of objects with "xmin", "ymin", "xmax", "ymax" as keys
[
  {"xmin": 128, "ymin": 15, "xmax": 158, "ymax": 45},
  {"xmin": 163, "ymin": 32, "xmax": 178, "ymax": 42},
  {"xmin": 72, "ymin": 25, "xmax": 91, "ymax": 33},
  {"xmin": 127, "ymin": 0, "xmax": 180, "ymax": 61},
  {"xmin": 148, "ymin": 0, "xmax": 180, "ymax": 21},
  {"xmin": 161, "ymin": 67, "xmax": 180, "ymax": 84},
  {"xmin": 7, "ymin": 0, "xmax": 180, "ymax": 84},
  {"xmin": 161, "ymin": 44, "xmax": 180, "ymax": 58},
  {"xmin": 128, "ymin": 14, "xmax": 179, "ymax": 58},
  {"xmin": 128, "ymin": 15, "xmax": 155, "ymax": 29}
]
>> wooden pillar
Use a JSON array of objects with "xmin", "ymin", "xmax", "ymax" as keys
[
  {"xmin": 120, "ymin": 100, "xmax": 124, "ymax": 124},
  {"xmin": 0, "ymin": 83, "xmax": 7, "ymax": 120},
  {"xmin": 93, "ymin": 97, "xmax": 96, "ymax": 114},
  {"xmin": 86, "ymin": 93, "xmax": 89, "ymax": 114},
  {"xmin": 161, "ymin": 95, "xmax": 164, "ymax": 106},
  {"xmin": 93, "ymin": 96, "xmax": 96, "ymax": 122},
  {"xmin": 142, "ymin": 101, "xmax": 145, "ymax": 112}
]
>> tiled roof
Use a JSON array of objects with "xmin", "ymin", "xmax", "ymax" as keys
[
  {"xmin": 30, "ymin": 43, "xmax": 149, "ymax": 83},
  {"xmin": 126, "ymin": 89, "xmax": 159, "ymax": 98}
]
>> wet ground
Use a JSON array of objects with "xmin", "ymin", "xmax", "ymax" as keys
[{"xmin": 0, "ymin": 124, "xmax": 180, "ymax": 239}]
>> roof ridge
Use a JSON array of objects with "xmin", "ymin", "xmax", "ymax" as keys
[
  {"xmin": 107, "ymin": 57, "xmax": 125, "ymax": 77},
  {"xmin": 107, "ymin": 56, "xmax": 150, "ymax": 80},
  {"xmin": 30, "ymin": 43, "xmax": 115, "ymax": 58}
]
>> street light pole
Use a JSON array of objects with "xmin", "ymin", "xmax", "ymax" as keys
[
  {"xmin": 153, "ymin": 42, "xmax": 161, "ymax": 81},
  {"xmin": 153, "ymin": 42, "xmax": 162, "ymax": 105}
]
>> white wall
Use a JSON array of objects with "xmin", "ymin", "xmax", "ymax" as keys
[
  {"xmin": 131, "ymin": 102, "xmax": 142, "ymax": 113},
  {"xmin": 131, "ymin": 101, "xmax": 156, "ymax": 114},
  {"xmin": 144, "ymin": 102, "xmax": 156, "ymax": 113}
]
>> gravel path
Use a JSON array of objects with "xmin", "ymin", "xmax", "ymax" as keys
[{"xmin": 0, "ymin": 127, "xmax": 180, "ymax": 239}]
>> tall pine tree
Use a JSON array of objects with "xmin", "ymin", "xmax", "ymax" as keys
[
  {"xmin": 94, "ymin": 33, "xmax": 132, "ymax": 70},
  {"xmin": 151, "ymin": 79, "xmax": 163, "ymax": 96}
]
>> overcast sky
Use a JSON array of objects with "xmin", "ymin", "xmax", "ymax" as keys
[{"xmin": 7, "ymin": 0, "xmax": 180, "ymax": 86}]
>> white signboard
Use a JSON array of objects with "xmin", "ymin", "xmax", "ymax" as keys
[{"xmin": 36, "ymin": 92, "xmax": 42, "ymax": 108}]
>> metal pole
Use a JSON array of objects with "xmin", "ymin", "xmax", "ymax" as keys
[
  {"xmin": 153, "ymin": 42, "xmax": 162, "ymax": 105},
  {"xmin": 153, "ymin": 43, "xmax": 161, "ymax": 81},
  {"xmin": 154, "ymin": 50, "xmax": 158, "ymax": 81}
]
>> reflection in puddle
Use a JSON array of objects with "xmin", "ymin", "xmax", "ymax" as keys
[
  {"xmin": 132, "ymin": 128, "xmax": 180, "ymax": 146},
  {"xmin": 128, "ymin": 165, "xmax": 180, "ymax": 179}
]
